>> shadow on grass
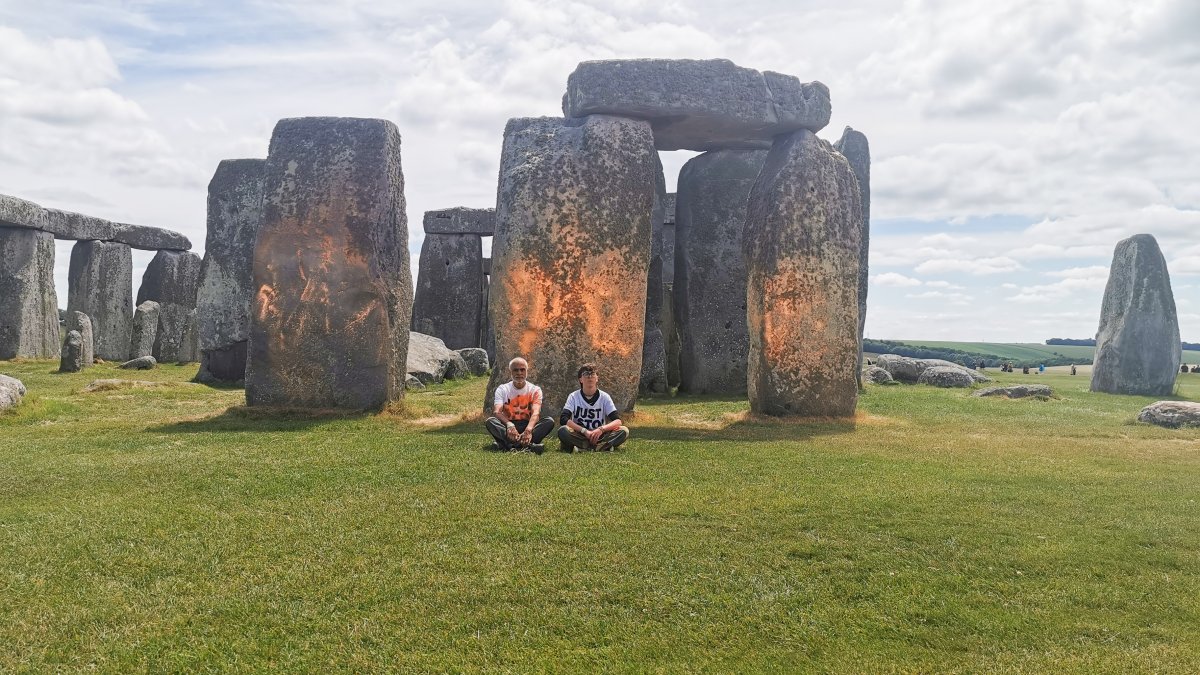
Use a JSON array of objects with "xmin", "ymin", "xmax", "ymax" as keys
[
  {"xmin": 148, "ymin": 405, "xmax": 368, "ymax": 433},
  {"xmin": 422, "ymin": 414, "xmax": 856, "ymax": 444}
]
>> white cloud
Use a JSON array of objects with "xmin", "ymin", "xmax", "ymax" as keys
[
  {"xmin": 915, "ymin": 256, "xmax": 1023, "ymax": 275},
  {"xmin": 873, "ymin": 272, "xmax": 922, "ymax": 287}
]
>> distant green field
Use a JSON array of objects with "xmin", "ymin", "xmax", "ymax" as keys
[{"xmin": 879, "ymin": 341, "xmax": 1200, "ymax": 364}]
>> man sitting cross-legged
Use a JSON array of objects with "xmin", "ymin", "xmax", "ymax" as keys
[
  {"xmin": 557, "ymin": 363, "xmax": 629, "ymax": 452},
  {"xmin": 485, "ymin": 357, "xmax": 555, "ymax": 454}
]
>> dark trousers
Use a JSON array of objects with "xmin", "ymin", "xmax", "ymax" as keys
[
  {"xmin": 485, "ymin": 416, "xmax": 555, "ymax": 449},
  {"xmin": 557, "ymin": 425, "xmax": 629, "ymax": 451}
]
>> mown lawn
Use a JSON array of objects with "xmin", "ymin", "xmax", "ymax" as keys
[
  {"xmin": 883, "ymin": 340, "xmax": 1200, "ymax": 365},
  {"xmin": 2, "ymin": 361, "xmax": 1198, "ymax": 672}
]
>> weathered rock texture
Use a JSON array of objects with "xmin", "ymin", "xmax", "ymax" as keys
[
  {"xmin": 876, "ymin": 355, "xmax": 990, "ymax": 384},
  {"xmin": 458, "ymin": 348, "xmax": 489, "ymax": 376},
  {"xmin": 974, "ymin": 384, "xmax": 1052, "ymax": 398},
  {"xmin": 411, "ymin": 231, "xmax": 485, "ymax": 349},
  {"xmin": 564, "ymin": 59, "xmax": 831, "ymax": 151},
  {"xmin": 60, "ymin": 330, "xmax": 84, "ymax": 372},
  {"xmin": 485, "ymin": 115, "xmax": 656, "ymax": 417},
  {"xmin": 129, "ymin": 300, "xmax": 161, "ymax": 359},
  {"xmin": 1091, "ymin": 234, "xmax": 1180, "ymax": 396},
  {"xmin": 745, "ymin": 129, "xmax": 861, "ymax": 417},
  {"xmin": 64, "ymin": 311, "xmax": 94, "ymax": 367},
  {"xmin": 0, "ymin": 227, "xmax": 60, "ymax": 359},
  {"xmin": 0, "ymin": 374, "xmax": 25, "ymax": 411},
  {"xmin": 137, "ymin": 250, "xmax": 202, "ymax": 363},
  {"xmin": 67, "ymin": 240, "xmax": 133, "ymax": 362},
  {"xmin": 422, "ymin": 207, "xmax": 495, "ymax": 235},
  {"xmin": 834, "ymin": 127, "xmax": 870, "ymax": 388},
  {"xmin": 176, "ymin": 310, "xmax": 200, "ymax": 364},
  {"xmin": 1137, "ymin": 401, "xmax": 1200, "ymax": 429},
  {"xmin": 917, "ymin": 365, "xmax": 975, "ymax": 388},
  {"xmin": 661, "ymin": 193, "xmax": 676, "ymax": 284},
  {"xmin": 863, "ymin": 365, "xmax": 894, "ymax": 385},
  {"xmin": 674, "ymin": 148, "xmax": 767, "ymax": 395},
  {"xmin": 1, "ymin": 193, "xmax": 191, "ymax": 250},
  {"xmin": 407, "ymin": 331, "xmax": 469, "ymax": 384},
  {"xmin": 119, "ymin": 356, "xmax": 157, "ymax": 370},
  {"xmin": 196, "ymin": 159, "xmax": 265, "ymax": 382},
  {"xmin": 639, "ymin": 157, "xmax": 669, "ymax": 395},
  {"xmin": 247, "ymin": 117, "xmax": 412, "ymax": 410}
]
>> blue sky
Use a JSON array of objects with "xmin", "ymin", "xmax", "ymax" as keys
[{"xmin": 1, "ymin": 0, "xmax": 1196, "ymax": 342}]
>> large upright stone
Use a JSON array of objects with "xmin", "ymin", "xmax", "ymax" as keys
[
  {"xmin": 744, "ymin": 129, "xmax": 862, "ymax": 417},
  {"xmin": 196, "ymin": 159, "xmax": 265, "ymax": 382},
  {"xmin": 563, "ymin": 59, "xmax": 831, "ymax": 151},
  {"xmin": 834, "ymin": 127, "xmax": 870, "ymax": 389},
  {"xmin": 0, "ymin": 227, "xmax": 59, "ymax": 359},
  {"xmin": 137, "ymin": 250, "xmax": 202, "ymax": 363},
  {"xmin": 67, "ymin": 240, "xmax": 133, "ymax": 362},
  {"xmin": 59, "ymin": 330, "xmax": 84, "ymax": 373},
  {"xmin": 422, "ymin": 208, "xmax": 495, "ymax": 235},
  {"xmin": 64, "ymin": 311, "xmax": 94, "ymax": 367},
  {"xmin": 485, "ymin": 115, "xmax": 656, "ymax": 417},
  {"xmin": 674, "ymin": 149, "xmax": 767, "ymax": 395},
  {"xmin": 247, "ymin": 117, "xmax": 412, "ymax": 410},
  {"xmin": 1090, "ymin": 234, "xmax": 1180, "ymax": 396},
  {"xmin": 129, "ymin": 301, "xmax": 161, "ymax": 360},
  {"xmin": 411, "ymin": 231, "xmax": 484, "ymax": 350},
  {"xmin": 639, "ymin": 157, "xmax": 669, "ymax": 395}
]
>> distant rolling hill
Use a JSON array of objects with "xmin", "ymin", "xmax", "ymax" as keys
[{"xmin": 867, "ymin": 340, "xmax": 1200, "ymax": 366}]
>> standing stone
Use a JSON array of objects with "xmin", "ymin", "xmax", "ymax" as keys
[
  {"xmin": 64, "ymin": 311, "xmax": 94, "ymax": 367},
  {"xmin": 744, "ymin": 129, "xmax": 862, "ymax": 417},
  {"xmin": 1090, "ymin": 234, "xmax": 1180, "ymax": 396},
  {"xmin": 674, "ymin": 149, "xmax": 767, "ymax": 395},
  {"xmin": 834, "ymin": 127, "xmax": 870, "ymax": 390},
  {"xmin": 129, "ymin": 300, "xmax": 161, "ymax": 359},
  {"xmin": 485, "ymin": 115, "xmax": 656, "ymax": 417},
  {"xmin": 59, "ymin": 330, "xmax": 84, "ymax": 373},
  {"xmin": 196, "ymin": 159, "xmax": 266, "ymax": 382},
  {"xmin": 411, "ymin": 231, "xmax": 485, "ymax": 349},
  {"xmin": 176, "ymin": 309, "xmax": 200, "ymax": 364},
  {"xmin": 67, "ymin": 240, "xmax": 133, "ymax": 362},
  {"xmin": 247, "ymin": 117, "xmax": 412, "ymax": 410},
  {"xmin": 639, "ymin": 157, "xmax": 668, "ymax": 394},
  {"xmin": 0, "ymin": 227, "xmax": 59, "ymax": 359},
  {"xmin": 137, "ymin": 249, "xmax": 202, "ymax": 363}
]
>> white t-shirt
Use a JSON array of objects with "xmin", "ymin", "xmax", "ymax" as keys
[
  {"xmin": 493, "ymin": 381, "xmax": 543, "ymax": 422},
  {"xmin": 562, "ymin": 389, "xmax": 617, "ymax": 431}
]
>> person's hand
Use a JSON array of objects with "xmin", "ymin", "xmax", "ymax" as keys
[
  {"xmin": 506, "ymin": 425, "xmax": 519, "ymax": 442},
  {"xmin": 519, "ymin": 429, "xmax": 532, "ymax": 445},
  {"xmin": 587, "ymin": 427, "xmax": 604, "ymax": 445}
]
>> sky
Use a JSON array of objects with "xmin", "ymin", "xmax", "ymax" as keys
[{"xmin": 0, "ymin": 0, "xmax": 1196, "ymax": 343}]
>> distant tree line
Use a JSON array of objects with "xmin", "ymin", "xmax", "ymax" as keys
[
  {"xmin": 863, "ymin": 339, "xmax": 1079, "ymax": 368},
  {"xmin": 1047, "ymin": 338, "xmax": 1200, "ymax": 350}
]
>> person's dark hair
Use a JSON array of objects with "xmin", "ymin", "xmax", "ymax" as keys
[{"xmin": 577, "ymin": 363, "xmax": 598, "ymax": 378}]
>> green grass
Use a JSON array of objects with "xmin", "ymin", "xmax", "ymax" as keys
[
  {"xmin": 883, "ymin": 340, "xmax": 1200, "ymax": 364},
  {"xmin": 2, "ymin": 361, "xmax": 1200, "ymax": 672}
]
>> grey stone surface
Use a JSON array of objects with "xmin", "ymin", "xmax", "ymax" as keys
[
  {"xmin": 422, "ymin": 207, "xmax": 495, "ymax": 235},
  {"xmin": 674, "ymin": 148, "xmax": 767, "ymax": 395},
  {"xmin": 64, "ymin": 311, "xmax": 94, "ymax": 367},
  {"xmin": 482, "ymin": 257, "xmax": 491, "ymax": 276},
  {"xmin": 863, "ymin": 365, "xmax": 894, "ymax": 384},
  {"xmin": 1137, "ymin": 401, "xmax": 1200, "ymax": 428},
  {"xmin": 2, "ymin": 192, "xmax": 192, "ymax": 250},
  {"xmin": 137, "ymin": 250, "xmax": 202, "ymax": 363},
  {"xmin": 118, "ymin": 355, "xmax": 157, "ymax": 370},
  {"xmin": 458, "ymin": 347, "xmax": 490, "ymax": 376},
  {"xmin": 563, "ymin": 59, "xmax": 831, "ymax": 151},
  {"xmin": 876, "ymin": 355, "xmax": 989, "ymax": 384},
  {"xmin": 0, "ymin": 227, "xmax": 60, "ymax": 359},
  {"xmin": 485, "ymin": 115, "xmax": 656, "ymax": 417},
  {"xmin": 411, "ymin": 232, "xmax": 485, "ymax": 349},
  {"xmin": 196, "ymin": 159, "xmax": 265, "ymax": 382},
  {"xmin": 405, "ymin": 373, "xmax": 425, "ymax": 390},
  {"xmin": 661, "ymin": 193, "xmax": 676, "ymax": 285},
  {"xmin": 175, "ymin": 309, "xmax": 200, "ymax": 365},
  {"xmin": 0, "ymin": 373, "xmax": 25, "ymax": 411},
  {"xmin": 67, "ymin": 240, "xmax": 133, "ymax": 362},
  {"xmin": 917, "ymin": 365, "xmax": 975, "ymax": 388},
  {"xmin": 745, "ymin": 129, "xmax": 862, "ymax": 417},
  {"xmin": 60, "ymin": 330, "xmax": 84, "ymax": 372},
  {"xmin": 640, "ymin": 156, "xmax": 668, "ymax": 395},
  {"xmin": 1091, "ymin": 234, "xmax": 1180, "ymax": 396},
  {"xmin": 664, "ymin": 282, "xmax": 681, "ymax": 389},
  {"xmin": 247, "ymin": 117, "xmax": 412, "ymax": 410},
  {"xmin": 974, "ymin": 384, "xmax": 1053, "ymax": 398},
  {"xmin": 407, "ymin": 331, "xmax": 466, "ymax": 384},
  {"xmin": 834, "ymin": 127, "xmax": 870, "ymax": 389},
  {"xmin": 129, "ymin": 301, "xmax": 161, "ymax": 360}
]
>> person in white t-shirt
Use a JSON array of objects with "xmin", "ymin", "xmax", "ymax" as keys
[
  {"xmin": 557, "ymin": 362, "xmax": 629, "ymax": 452},
  {"xmin": 485, "ymin": 356, "xmax": 555, "ymax": 453}
]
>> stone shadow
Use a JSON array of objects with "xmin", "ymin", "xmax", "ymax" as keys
[{"xmin": 148, "ymin": 405, "xmax": 367, "ymax": 433}]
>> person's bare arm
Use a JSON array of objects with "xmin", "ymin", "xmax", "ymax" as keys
[{"xmin": 495, "ymin": 402, "xmax": 519, "ymax": 441}]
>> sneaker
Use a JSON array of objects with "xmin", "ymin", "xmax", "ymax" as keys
[
  {"xmin": 490, "ymin": 440, "xmax": 505, "ymax": 451},
  {"xmin": 528, "ymin": 443, "xmax": 545, "ymax": 455},
  {"xmin": 558, "ymin": 442, "xmax": 574, "ymax": 453},
  {"xmin": 595, "ymin": 429, "xmax": 626, "ymax": 452}
]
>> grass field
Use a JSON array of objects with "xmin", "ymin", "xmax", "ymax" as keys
[
  {"xmin": 2, "ymin": 361, "xmax": 1200, "ymax": 672},
  {"xmin": 880, "ymin": 340, "xmax": 1200, "ymax": 364}
]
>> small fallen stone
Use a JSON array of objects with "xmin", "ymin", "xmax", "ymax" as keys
[
  {"xmin": 0, "ymin": 374, "xmax": 27, "ymax": 411},
  {"xmin": 917, "ymin": 365, "xmax": 975, "ymax": 388},
  {"xmin": 118, "ymin": 356, "xmax": 157, "ymax": 370},
  {"xmin": 862, "ymin": 365, "xmax": 895, "ymax": 385},
  {"xmin": 457, "ymin": 348, "xmax": 490, "ymax": 377},
  {"xmin": 973, "ymin": 384, "xmax": 1053, "ymax": 399},
  {"xmin": 83, "ymin": 379, "xmax": 173, "ymax": 393},
  {"xmin": 405, "ymin": 374, "xmax": 425, "ymax": 391},
  {"xmin": 1137, "ymin": 401, "xmax": 1200, "ymax": 429}
]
